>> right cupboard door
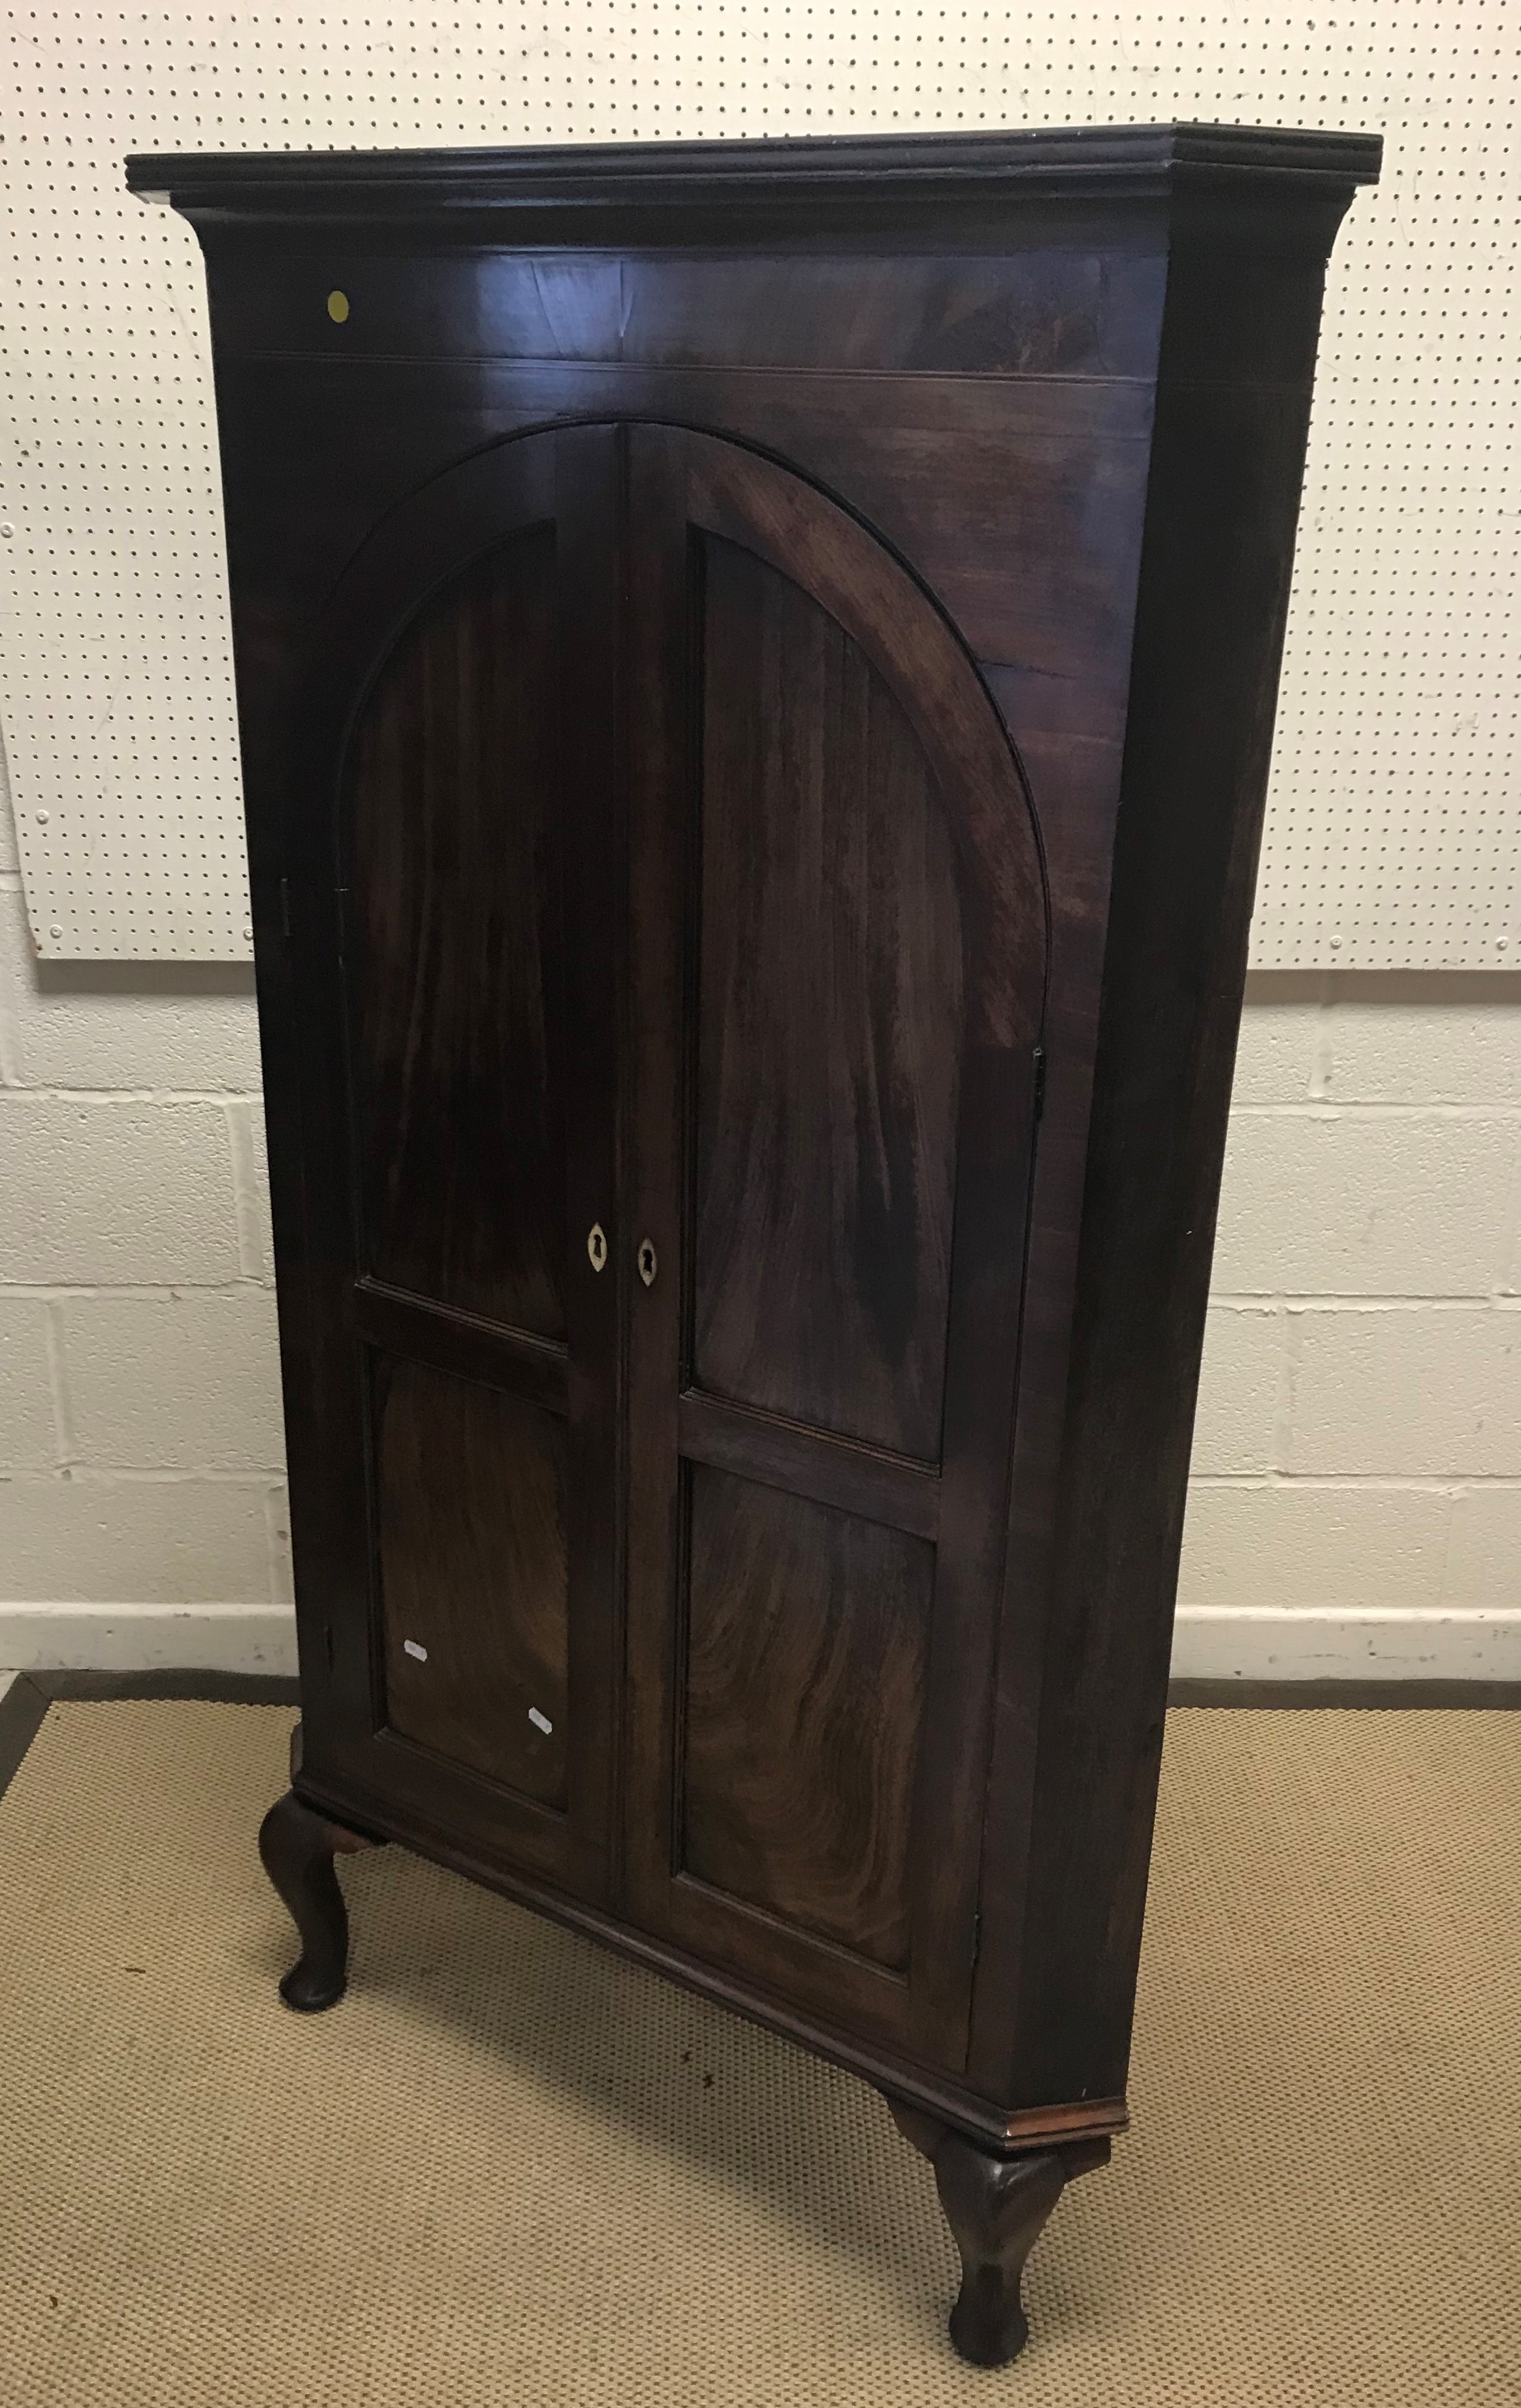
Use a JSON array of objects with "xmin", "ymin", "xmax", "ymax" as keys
[{"xmin": 622, "ymin": 426, "xmax": 1049, "ymax": 2074}]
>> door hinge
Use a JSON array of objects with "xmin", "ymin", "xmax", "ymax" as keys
[
  {"xmin": 279, "ymin": 875, "xmax": 292, "ymax": 940},
  {"xmin": 1032, "ymin": 1046, "xmax": 1048, "ymax": 1124}
]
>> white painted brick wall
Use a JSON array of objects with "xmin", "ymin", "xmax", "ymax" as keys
[
  {"xmin": 1178, "ymin": 1481, "xmax": 1452, "ymax": 1611},
  {"xmin": 1211, "ymin": 1114, "xmax": 1517, "ymax": 1296},
  {"xmin": 0, "ymin": 1476, "xmax": 277, "ymax": 1605},
  {"xmin": 0, "ymin": 733, "xmax": 1517, "ymax": 1663},
  {"xmin": 59, "ymin": 1291, "xmax": 285, "ymax": 1470},
  {"xmin": 0, "ymin": 1296, "xmax": 57, "ymax": 1467},
  {"xmin": 1180, "ymin": 973, "xmax": 1521, "ymax": 1623},
  {"xmin": 0, "ymin": 1095, "xmax": 244, "ymax": 1285},
  {"xmin": 0, "ymin": 728, "xmax": 288, "ymax": 1614}
]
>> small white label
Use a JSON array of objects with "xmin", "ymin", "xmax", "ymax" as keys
[
  {"xmin": 403, "ymin": 1639, "xmax": 428, "ymax": 1662},
  {"xmin": 528, "ymin": 1706, "xmax": 554, "ymax": 1736}
]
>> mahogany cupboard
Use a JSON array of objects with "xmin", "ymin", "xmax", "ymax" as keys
[{"xmin": 128, "ymin": 126, "xmax": 1378, "ymax": 2368}]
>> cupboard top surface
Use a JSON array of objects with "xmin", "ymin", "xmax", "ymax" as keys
[{"xmin": 126, "ymin": 122, "xmax": 1381, "ymax": 232}]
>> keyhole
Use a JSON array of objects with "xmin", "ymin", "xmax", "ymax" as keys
[
  {"xmin": 637, "ymin": 1238, "xmax": 658, "ymax": 1289},
  {"xmin": 587, "ymin": 1223, "xmax": 607, "ymax": 1272}
]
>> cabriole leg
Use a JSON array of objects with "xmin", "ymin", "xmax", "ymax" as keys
[
  {"xmin": 884, "ymin": 2095, "xmax": 1109, "ymax": 2368},
  {"xmin": 257, "ymin": 1788, "xmax": 377, "ymax": 2013}
]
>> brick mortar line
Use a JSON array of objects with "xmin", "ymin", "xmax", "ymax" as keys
[
  {"xmin": 1228, "ymin": 1102, "xmax": 1521, "ymax": 1119},
  {"xmin": 0, "ymin": 1469, "xmax": 289, "ymax": 1486},
  {"xmin": 0, "ymin": 1089, "xmax": 266, "ymax": 1104},
  {"xmin": 262, "ymin": 1489, "xmax": 293, "ymax": 1611},
  {"xmin": 0, "ymin": 1283, "xmax": 274, "ymax": 1298},
  {"xmin": 1207, "ymin": 1294, "xmax": 1521, "ymax": 1309},
  {"xmin": 40, "ymin": 1298, "xmax": 76, "ymax": 1468},
  {"xmin": 1232, "ymin": 1464, "xmax": 1519, "ymax": 1490}
]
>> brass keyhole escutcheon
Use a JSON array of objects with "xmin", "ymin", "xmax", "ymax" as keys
[
  {"xmin": 587, "ymin": 1223, "xmax": 607, "ymax": 1272},
  {"xmin": 637, "ymin": 1238, "xmax": 658, "ymax": 1289}
]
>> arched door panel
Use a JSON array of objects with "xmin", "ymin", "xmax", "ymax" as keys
[
  {"xmin": 349, "ymin": 521, "xmax": 566, "ymax": 1336},
  {"xmin": 287, "ymin": 417, "xmax": 1046, "ymax": 2066},
  {"xmin": 623, "ymin": 426, "xmax": 1046, "ymax": 2072},
  {"xmin": 287, "ymin": 425, "xmax": 621, "ymax": 1905},
  {"xmin": 692, "ymin": 526, "xmax": 965, "ymax": 1456}
]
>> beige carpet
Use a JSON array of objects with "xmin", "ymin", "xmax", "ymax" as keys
[{"xmin": 0, "ymin": 1702, "xmax": 1516, "ymax": 2405}]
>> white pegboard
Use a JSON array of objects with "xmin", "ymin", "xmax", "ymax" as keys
[{"xmin": 0, "ymin": 3, "xmax": 1516, "ymax": 965}]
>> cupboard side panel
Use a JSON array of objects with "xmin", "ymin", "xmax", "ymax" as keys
[{"xmin": 1008, "ymin": 220, "xmax": 1345, "ymax": 2110}]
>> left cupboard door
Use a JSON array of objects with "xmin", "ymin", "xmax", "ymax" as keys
[{"xmin": 279, "ymin": 426, "xmax": 623, "ymax": 1906}]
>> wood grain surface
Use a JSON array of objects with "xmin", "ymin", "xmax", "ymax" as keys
[
  {"xmin": 682, "ymin": 1468, "xmax": 933, "ymax": 1968},
  {"xmin": 349, "ymin": 524, "xmax": 566, "ymax": 1336},
  {"xmin": 620, "ymin": 425, "xmax": 1046, "ymax": 2070},
  {"xmin": 377, "ymin": 1355, "xmax": 570, "ymax": 1810},
  {"xmin": 173, "ymin": 136, "xmax": 1377, "ymax": 2183},
  {"xmin": 692, "ymin": 529, "xmax": 963, "ymax": 1459}
]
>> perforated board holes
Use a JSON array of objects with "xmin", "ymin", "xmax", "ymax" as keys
[{"xmin": 0, "ymin": 7, "xmax": 1513, "ymax": 964}]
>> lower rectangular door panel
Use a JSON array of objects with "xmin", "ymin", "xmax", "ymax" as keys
[
  {"xmin": 376, "ymin": 1355, "xmax": 569, "ymax": 1812},
  {"xmin": 682, "ymin": 1466, "xmax": 933, "ymax": 1973}
]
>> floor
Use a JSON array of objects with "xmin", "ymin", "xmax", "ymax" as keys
[{"xmin": 0, "ymin": 1692, "xmax": 1516, "ymax": 2406}]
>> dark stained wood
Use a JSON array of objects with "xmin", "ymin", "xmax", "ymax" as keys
[
  {"xmin": 686, "ymin": 433, "xmax": 1048, "ymax": 1045},
  {"xmin": 375, "ymin": 1355, "xmax": 569, "ymax": 1808},
  {"xmin": 619, "ymin": 413, "xmax": 697, "ymax": 2012},
  {"xmin": 257, "ymin": 1788, "xmax": 379, "ymax": 2012},
  {"xmin": 291, "ymin": 1735, "xmax": 1130, "ymax": 2155},
  {"xmin": 136, "ymin": 123, "xmax": 1379, "ymax": 2366},
  {"xmin": 677, "ymin": 1390, "xmax": 940, "ymax": 1541},
  {"xmin": 349, "ymin": 522, "xmax": 565, "ymax": 1334},
  {"xmin": 547, "ymin": 420, "xmax": 629, "ymax": 1910},
  {"xmin": 692, "ymin": 527, "xmax": 963, "ymax": 1456},
  {"xmin": 991, "ymin": 189, "xmax": 1368, "ymax": 2111},
  {"xmin": 621, "ymin": 423, "xmax": 1046, "ymax": 2072},
  {"xmin": 352, "ymin": 1277, "xmax": 568, "ymax": 1418},
  {"xmin": 0, "ymin": 1673, "xmax": 49, "ymax": 1805},
  {"xmin": 683, "ymin": 1469, "xmax": 933, "ymax": 1968},
  {"xmin": 249, "ymin": 425, "xmax": 625, "ymax": 1907},
  {"xmin": 189, "ymin": 240, "xmax": 1168, "ymax": 382},
  {"xmin": 208, "ymin": 352, "xmax": 1161, "ymax": 708},
  {"xmin": 884, "ymin": 2095, "xmax": 1111, "ymax": 2366},
  {"xmin": 129, "ymin": 123, "xmax": 1382, "ymax": 252}
]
